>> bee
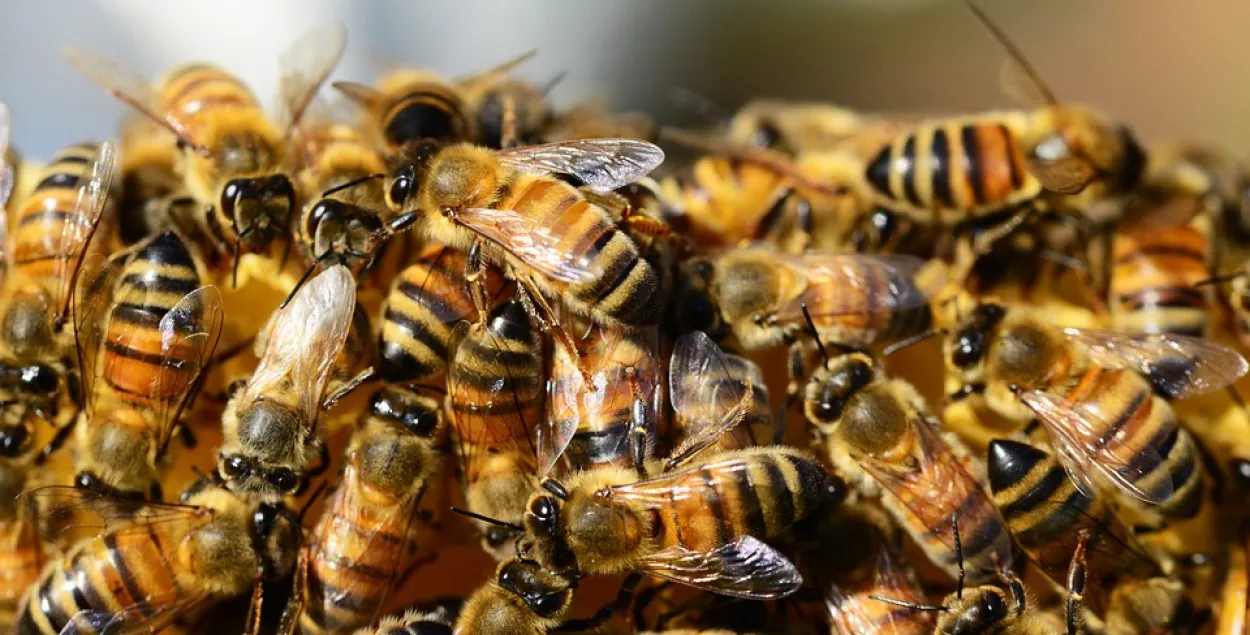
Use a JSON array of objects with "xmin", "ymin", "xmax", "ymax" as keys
[
  {"xmin": 378, "ymin": 244, "xmax": 504, "ymax": 384},
  {"xmin": 354, "ymin": 605, "xmax": 457, "ymax": 635},
  {"xmin": 281, "ymin": 384, "xmax": 445, "ymax": 634},
  {"xmin": 986, "ymin": 439, "xmax": 1168, "ymax": 619},
  {"xmin": 383, "ymin": 138, "xmax": 665, "ymax": 347},
  {"xmin": 456, "ymin": 53, "xmax": 558, "ymax": 149},
  {"xmin": 872, "ymin": 513, "xmax": 1075, "ymax": 635},
  {"xmin": 116, "ymin": 111, "xmax": 186, "ymax": 245},
  {"xmin": 1217, "ymin": 530, "xmax": 1249, "ymax": 634},
  {"xmin": 802, "ymin": 348, "xmax": 1013, "ymax": 584},
  {"xmin": 861, "ymin": 2, "xmax": 1145, "ymax": 231},
  {"xmin": 65, "ymin": 24, "xmax": 347, "ymax": 285},
  {"xmin": 667, "ymin": 331, "xmax": 772, "ymax": 455},
  {"xmin": 541, "ymin": 102, "xmax": 657, "ymax": 144},
  {"xmin": 455, "ymin": 557, "xmax": 584, "ymax": 635},
  {"xmin": 335, "ymin": 68, "xmax": 476, "ymax": 154},
  {"xmin": 518, "ymin": 444, "xmax": 833, "ymax": 599},
  {"xmin": 945, "ymin": 300, "xmax": 1246, "ymax": 520},
  {"xmin": 447, "ymin": 299, "xmax": 544, "ymax": 559},
  {"xmin": 16, "ymin": 484, "xmax": 300, "ymax": 635},
  {"xmin": 724, "ymin": 99, "xmax": 868, "ymax": 155},
  {"xmin": 70, "ymin": 230, "xmax": 223, "ymax": 500},
  {"xmin": 0, "ymin": 140, "xmax": 117, "ymax": 459},
  {"xmin": 217, "ymin": 265, "xmax": 357, "ymax": 500}
]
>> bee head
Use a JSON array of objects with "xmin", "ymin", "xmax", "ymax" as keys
[
  {"xmin": 939, "ymin": 586, "xmax": 1014, "ymax": 635},
  {"xmin": 671, "ymin": 258, "xmax": 728, "ymax": 340},
  {"xmin": 946, "ymin": 301, "xmax": 1006, "ymax": 377},
  {"xmin": 456, "ymin": 559, "xmax": 569, "ymax": 635},
  {"xmin": 804, "ymin": 352, "xmax": 877, "ymax": 427},
  {"xmin": 385, "ymin": 140, "xmax": 441, "ymax": 211},
  {"xmin": 218, "ymin": 401, "xmax": 306, "ymax": 498},
  {"xmin": 520, "ymin": 479, "xmax": 579, "ymax": 574},
  {"xmin": 221, "ymin": 174, "xmax": 296, "ymax": 250}
]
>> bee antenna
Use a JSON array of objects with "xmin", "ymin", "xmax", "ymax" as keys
[
  {"xmin": 868, "ymin": 595, "xmax": 949, "ymax": 612},
  {"xmin": 407, "ymin": 382, "xmax": 448, "ymax": 397},
  {"xmin": 319, "ymin": 173, "xmax": 385, "ymax": 199},
  {"xmin": 449, "ymin": 506, "xmax": 523, "ymax": 531},
  {"xmin": 963, "ymin": 0, "xmax": 1057, "ymax": 106},
  {"xmin": 542, "ymin": 478, "xmax": 570, "ymax": 501},
  {"xmin": 280, "ymin": 258, "xmax": 324, "ymax": 310},
  {"xmin": 540, "ymin": 71, "xmax": 568, "ymax": 96},
  {"xmin": 800, "ymin": 303, "xmax": 829, "ymax": 365},
  {"xmin": 883, "ymin": 327, "xmax": 945, "ymax": 358},
  {"xmin": 298, "ymin": 482, "xmax": 328, "ymax": 523},
  {"xmin": 951, "ymin": 512, "xmax": 966, "ymax": 599},
  {"xmin": 1195, "ymin": 271, "xmax": 1246, "ymax": 287}
]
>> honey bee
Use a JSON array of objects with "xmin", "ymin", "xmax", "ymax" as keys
[
  {"xmin": 802, "ymin": 349, "xmax": 1013, "ymax": 584},
  {"xmin": 355, "ymin": 605, "xmax": 457, "ymax": 635},
  {"xmin": 447, "ymin": 299, "xmax": 544, "ymax": 559},
  {"xmin": 541, "ymin": 102, "xmax": 657, "ymax": 144},
  {"xmin": 217, "ymin": 265, "xmax": 357, "ymax": 500},
  {"xmin": 335, "ymin": 68, "xmax": 476, "ymax": 154},
  {"xmin": 1217, "ymin": 530, "xmax": 1249, "ymax": 634},
  {"xmin": 518, "ymin": 445, "xmax": 833, "ymax": 599},
  {"xmin": 0, "ymin": 141, "xmax": 117, "ymax": 459},
  {"xmin": 457, "ymin": 53, "xmax": 557, "ymax": 149},
  {"xmin": 65, "ymin": 24, "xmax": 347, "ymax": 285},
  {"xmin": 860, "ymin": 1, "xmax": 1145, "ymax": 246},
  {"xmin": 724, "ymin": 99, "xmax": 868, "ymax": 155},
  {"xmin": 872, "ymin": 513, "xmax": 1074, "ymax": 635},
  {"xmin": 377, "ymin": 244, "xmax": 504, "ymax": 384},
  {"xmin": 383, "ymin": 138, "xmax": 666, "ymax": 360},
  {"xmin": 281, "ymin": 384, "xmax": 445, "ymax": 634},
  {"xmin": 945, "ymin": 300, "xmax": 1246, "ymax": 520},
  {"xmin": 70, "ymin": 230, "xmax": 223, "ymax": 500},
  {"xmin": 667, "ymin": 331, "xmax": 772, "ymax": 455},
  {"xmin": 16, "ymin": 484, "xmax": 300, "ymax": 635},
  {"xmin": 455, "ymin": 557, "xmax": 583, "ymax": 635},
  {"xmin": 116, "ymin": 111, "xmax": 187, "ymax": 245}
]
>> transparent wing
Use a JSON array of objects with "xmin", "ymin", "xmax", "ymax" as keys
[
  {"xmin": 638, "ymin": 536, "xmax": 802, "ymax": 599},
  {"xmin": 1062, "ymin": 327, "xmax": 1248, "ymax": 399},
  {"xmin": 63, "ymin": 47, "xmax": 204, "ymax": 152},
  {"xmin": 456, "ymin": 207, "xmax": 602, "ymax": 284},
  {"xmin": 331, "ymin": 80, "xmax": 384, "ymax": 111},
  {"xmin": 998, "ymin": 56, "xmax": 1051, "ymax": 107},
  {"xmin": 51, "ymin": 141, "xmax": 117, "ymax": 322},
  {"xmin": 667, "ymin": 332, "xmax": 767, "ymax": 466},
  {"xmin": 72, "ymin": 253, "xmax": 125, "ymax": 413},
  {"xmin": 56, "ymin": 590, "xmax": 210, "ymax": 635},
  {"xmin": 861, "ymin": 419, "xmax": 1013, "ymax": 576},
  {"xmin": 495, "ymin": 139, "xmax": 665, "ymax": 192},
  {"xmin": 23, "ymin": 485, "xmax": 210, "ymax": 546},
  {"xmin": 0, "ymin": 103, "xmax": 10, "ymax": 262},
  {"xmin": 771, "ymin": 253, "xmax": 934, "ymax": 326},
  {"xmin": 148, "ymin": 286, "xmax": 224, "ymax": 451},
  {"xmin": 539, "ymin": 339, "xmax": 583, "ymax": 479},
  {"xmin": 1025, "ymin": 499, "xmax": 1162, "ymax": 581},
  {"xmin": 1019, "ymin": 387, "xmax": 1173, "ymax": 504},
  {"xmin": 275, "ymin": 22, "xmax": 347, "ymax": 134},
  {"xmin": 826, "ymin": 542, "xmax": 932, "ymax": 635},
  {"xmin": 244, "ymin": 265, "xmax": 356, "ymax": 425}
]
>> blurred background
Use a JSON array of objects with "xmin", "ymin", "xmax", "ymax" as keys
[{"xmin": 2, "ymin": 0, "xmax": 1249, "ymax": 157}]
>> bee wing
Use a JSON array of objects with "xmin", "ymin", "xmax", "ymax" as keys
[
  {"xmin": 62, "ymin": 48, "xmax": 205, "ymax": 154},
  {"xmin": 455, "ymin": 49, "xmax": 537, "ymax": 88},
  {"xmin": 23, "ymin": 485, "xmax": 210, "ymax": 546},
  {"xmin": 244, "ymin": 265, "xmax": 356, "ymax": 424},
  {"xmin": 771, "ymin": 253, "xmax": 934, "ymax": 325},
  {"xmin": 56, "ymin": 590, "xmax": 211, "ymax": 635},
  {"xmin": 275, "ymin": 22, "xmax": 348, "ymax": 136},
  {"xmin": 539, "ymin": 341, "xmax": 583, "ymax": 479},
  {"xmin": 667, "ymin": 331, "xmax": 768, "ymax": 465},
  {"xmin": 72, "ymin": 252, "xmax": 125, "ymax": 413},
  {"xmin": 637, "ymin": 536, "xmax": 802, "ymax": 599},
  {"xmin": 494, "ymin": 139, "xmax": 665, "ymax": 192},
  {"xmin": 1028, "ymin": 155, "xmax": 1097, "ymax": 195},
  {"xmin": 0, "ymin": 103, "xmax": 11, "ymax": 263},
  {"xmin": 826, "ymin": 542, "xmax": 930, "ymax": 635},
  {"xmin": 1018, "ymin": 387, "xmax": 1174, "ymax": 504},
  {"xmin": 149, "ymin": 286, "xmax": 224, "ymax": 452},
  {"xmin": 1029, "ymin": 499, "xmax": 1162, "ymax": 581},
  {"xmin": 51, "ymin": 141, "xmax": 117, "ymax": 323},
  {"xmin": 457, "ymin": 207, "xmax": 603, "ymax": 284},
  {"xmin": 861, "ymin": 420, "xmax": 1014, "ymax": 575},
  {"xmin": 1062, "ymin": 327, "xmax": 1248, "ymax": 399}
]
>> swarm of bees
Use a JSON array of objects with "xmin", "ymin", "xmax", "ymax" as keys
[{"xmin": 5, "ymin": 2, "xmax": 1250, "ymax": 634}]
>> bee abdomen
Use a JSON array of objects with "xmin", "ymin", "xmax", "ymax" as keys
[
  {"xmin": 379, "ymin": 256, "xmax": 477, "ymax": 382},
  {"xmin": 385, "ymin": 88, "xmax": 471, "ymax": 148},
  {"xmin": 13, "ymin": 143, "xmax": 106, "ymax": 276},
  {"xmin": 1110, "ymin": 220, "xmax": 1212, "ymax": 337}
]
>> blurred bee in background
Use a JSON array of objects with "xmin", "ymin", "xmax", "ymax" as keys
[
  {"xmin": 456, "ymin": 51, "xmax": 559, "ymax": 149},
  {"xmin": 541, "ymin": 102, "xmax": 657, "ymax": 144},
  {"xmin": 65, "ymin": 23, "xmax": 347, "ymax": 287},
  {"xmin": 281, "ymin": 384, "xmax": 445, "ymax": 635},
  {"xmin": 383, "ymin": 138, "xmax": 666, "ymax": 369},
  {"xmin": 455, "ymin": 557, "xmax": 585, "ymax": 635},
  {"xmin": 802, "ymin": 342, "xmax": 1013, "ymax": 584},
  {"xmin": 0, "ymin": 140, "xmax": 117, "ymax": 459},
  {"xmin": 217, "ymin": 265, "xmax": 356, "ymax": 501},
  {"xmin": 71, "ymin": 230, "xmax": 223, "ymax": 500},
  {"xmin": 377, "ymin": 244, "xmax": 505, "ymax": 384},
  {"xmin": 115, "ymin": 111, "xmax": 187, "ymax": 245},
  {"xmin": 446, "ymin": 299, "xmax": 544, "ymax": 559},
  {"xmin": 986, "ymin": 439, "xmax": 1187, "ymax": 632},
  {"xmin": 945, "ymin": 300, "xmax": 1245, "ymax": 522},
  {"xmin": 1217, "ymin": 530, "xmax": 1249, "ymax": 634},
  {"xmin": 16, "ymin": 484, "xmax": 300, "ymax": 635}
]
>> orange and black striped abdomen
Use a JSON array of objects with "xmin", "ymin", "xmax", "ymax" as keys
[
  {"xmin": 380, "ymin": 248, "xmax": 482, "ymax": 382},
  {"xmin": 666, "ymin": 157, "xmax": 789, "ymax": 247},
  {"xmin": 801, "ymin": 260, "xmax": 932, "ymax": 346},
  {"xmin": 1056, "ymin": 366, "xmax": 1202, "ymax": 519},
  {"xmin": 645, "ymin": 449, "xmax": 828, "ymax": 554},
  {"xmin": 12, "ymin": 143, "xmax": 106, "ymax": 287},
  {"xmin": 865, "ymin": 121, "xmax": 1035, "ymax": 220},
  {"xmin": 1109, "ymin": 217, "xmax": 1212, "ymax": 337},
  {"xmin": 500, "ymin": 176, "xmax": 658, "ymax": 326},
  {"xmin": 101, "ymin": 231, "xmax": 203, "ymax": 407},
  {"xmin": 986, "ymin": 439, "xmax": 1160, "ymax": 616},
  {"xmin": 299, "ymin": 465, "xmax": 414, "ymax": 634},
  {"xmin": 447, "ymin": 301, "xmax": 544, "ymax": 447},
  {"xmin": 382, "ymin": 83, "xmax": 473, "ymax": 149},
  {"xmin": 159, "ymin": 63, "xmax": 260, "ymax": 135},
  {"xmin": 18, "ymin": 521, "xmax": 192, "ymax": 634}
]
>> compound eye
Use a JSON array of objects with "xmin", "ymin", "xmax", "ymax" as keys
[
  {"xmin": 529, "ymin": 496, "xmax": 556, "ymax": 522},
  {"xmin": 221, "ymin": 180, "xmax": 245, "ymax": 221},
  {"xmin": 267, "ymin": 468, "xmax": 299, "ymax": 493},
  {"xmin": 387, "ymin": 168, "xmax": 415, "ymax": 208},
  {"xmin": 407, "ymin": 409, "xmax": 439, "ymax": 436},
  {"xmin": 0, "ymin": 425, "xmax": 28, "ymax": 457},
  {"xmin": 222, "ymin": 455, "xmax": 251, "ymax": 478},
  {"xmin": 749, "ymin": 121, "xmax": 782, "ymax": 150},
  {"xmin": 485, "ymin": 525, "xmax": 514, "ymax": 547},
  {"xmin": 980, "ymin": 592, "xmax": 1008, "ymax": 622},
  {"xmin": 952, "ymin": 330, "xmax": 984, "ymax": 368},
  {"xmin": 22, "ymin": 365, "xmax": 57, "ymax": 394},
  {"xmin": 531, "ymin": 592, "xmax": 568, "ymax": 618}
]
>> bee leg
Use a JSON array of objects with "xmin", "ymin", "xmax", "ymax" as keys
[
  {"xmin": 556, "ymin": 573, "xmax": 642, "ymax": 633},
  {"xmin": 35, "ymin": 420, "xmax": 76, "ymax": 465},
  {"xmin": 465, "ymin": 240, "xmax": 492, "ymax": 323},
  {"xmin": 499, "ymin": 94, "xmax": 519, "ymax": 149},
  {"xmin": 1066, "ymin": 529, "xmax": 1090, "ymax": 635},
  {"xmin": 276, "ymin": 548, "xmax": 309, "ymax": 635},
  {"xmin": 243, "ymin": 579, "xmax": 265, "ymax": 635},
  {"xmin": 321, "ymin": 367, "xmax": 377, "ymax": 410},
  {"xmin": 516, "ymin": 275, "xmax": 592, "ymax": 383},
  {"xmin": 148, "ymin": 480, "xmax": 164, "ymax": 503}
]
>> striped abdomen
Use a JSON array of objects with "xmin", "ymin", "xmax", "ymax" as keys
[
  {"xmin": 987, "ymin": 439, "xmax": 1161, "ymax": 616},
  {"xmin": 627, "ymin": 448, "xmax": 828, "ymax": 553},
  {"xmin": 549, "ymin": 327, "xmax": 661, "ymax": 472},
  {"xmin": 17, "ymin": 519, "xmax": 198, "ymax": 634},
  {"xmin": 12, "ymin": 143, "xmax": 109, "ymax": 291},
  {"xmin": 380, "ymin": 247, "xmax": 500, "ymax": 382},
  {"xmin": 100, "ymin": 231, "xmax": 203, "ymax": 408},
  {"xmin": 865, "ymin": 117, "xmax": 1038, "ymax": 221},
  {"xmin": 158, "ymin": 63, "xmax": 262, "ymax": 136},
  {"xmin": 379, "ymin": 79, "xmax": 473, "ymax": 150},
  {"xmin": 499, "ymin": 176, "xmax": 659, "ymax": 326},
  {"xmin": 1108, "ymin": 216, "xmax": 1212, "ymax": 337},
  {"xmin": 1054, "ymin": 365, "xmax": 1203, "ymax": 519},
  {"xmin": 798, "ymin": 261, "xmax": 932, "ymax": 347},
  {"xmin": 663, "ymin": 157, "xmax": 789, "ymax": 247}
]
